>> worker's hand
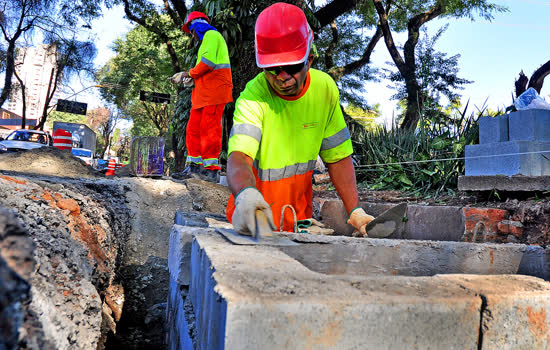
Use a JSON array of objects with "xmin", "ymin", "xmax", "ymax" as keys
[
  {"xmin": 169, "ymin": 72, "xmax": 192, "ymax": 85},
  {"xmin": 232, "ymin": 187, "xmax": 276, "ymax": 236},
  {"xmin": 347, "ymin": 207, "xmax": 375, "ymax": 237},
  {"xmin": 298, "ymin": 218, "xmax": 334, "ymax": 235}
]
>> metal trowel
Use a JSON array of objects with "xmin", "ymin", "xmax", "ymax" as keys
[
  {"xmin": 216, "ymin": 210, "xmax": 299, "ymax": 246},
  {"xmin": 364, "ymin": 203, "xmax": 408, "ymax": 238}
]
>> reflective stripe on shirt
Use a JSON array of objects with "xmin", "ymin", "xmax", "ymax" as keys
[
  {"xmin": 321, "ymin": 127, "xmax": 351, "ymax": 151},
  {"xmin": 253, "ymin": 158, "xmax": 317, "ymax": 182},
  {"xmin": 229, "ymin": 123, "xmax": 262, "ymax": 143}
]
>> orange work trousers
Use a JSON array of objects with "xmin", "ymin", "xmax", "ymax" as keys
[{"xmin": 186, "ymin": 103, "xmax": 225, "ymax": 170}]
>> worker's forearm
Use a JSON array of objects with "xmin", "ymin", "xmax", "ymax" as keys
[
  {"xmin": 227, "ymin": 151, "xmax": 256, "ymax": 196},
  {"xmin": 327, "ymin": 156, "xmax": 360, "ymax": 215}
]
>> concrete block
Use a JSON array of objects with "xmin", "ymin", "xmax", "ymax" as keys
[
  {"xmin": 320, "ymin": 200, "xmax": 397, "ymax": 236},
  {"xmin": 168, "ymin": 225, "xmax": 196, "ymax": 285},
  {"xmin": 439, "ymin": 275, "xmax": 550, "ymax": 350},
  {"xmin": 321, "ymin": 200, "xmax": 466, "ymax": 241},
  {"xmin": 191, "ymin": 233, "xmax": 483, "ymax": 350},
  {"xmin": 166, "ymin": 278, "xmax": 193, "ymax": 350},
  {"xmin": 479, "ymin": 114, "xmax": 509, "ymax": 143},
  {"xmin": 404, "ymin": 205, "xmax": 464, "ymax": 241},
  {"xmin": 176, "ymin": 232, "xmax": 550, "ymax": 349},
  {"xmin": 509, "ymin": 109, "xmax": 550, "ymax": 142},
  {"xmin": 465, "ymin": 141, "xmax": 550, "ymax": 176}
]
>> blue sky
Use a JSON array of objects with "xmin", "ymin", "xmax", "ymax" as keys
[{"xmin": 79, "ymin": 0, "xmax": 550, "ymax": 126}]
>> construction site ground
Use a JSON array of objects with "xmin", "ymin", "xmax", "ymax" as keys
[{"xmin": 1, "ymin": 147, "xmax": 549, "ymax": 349}]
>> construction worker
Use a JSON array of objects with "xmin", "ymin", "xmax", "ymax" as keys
[
  {"xmin": 170, "ymin": 11, "xmax": 233, "ymax": 182},
  {"xmin": 226, "ymin": 2, "xmax": 375, "ymax": 236}
]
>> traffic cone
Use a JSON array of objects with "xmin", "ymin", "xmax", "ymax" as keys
[{"xmin": 105, "ymin": 159, "xmax": 116, "ymax": 176}]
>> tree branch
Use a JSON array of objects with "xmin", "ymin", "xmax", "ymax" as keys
[{"xmin": 529, "ymin": 59, "xmax": 550, "ymax": 94}]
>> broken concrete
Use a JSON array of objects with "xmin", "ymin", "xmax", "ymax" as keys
[{"xmin": 167, "ymin": 225, "xmax": 550, "ymax": 349}]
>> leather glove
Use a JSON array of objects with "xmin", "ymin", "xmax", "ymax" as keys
[
  {"xmin": 232, "ymin": 187, "xmax": 276, "ymax": 236},
  {"xmin": 169, "ymin": 72, "xmax": 194, "ymax": 87},
  {"xmin": 347, "ymin": 207, "xmax": 375, "ymax": 237},
  {"xmin": 298, "ymin": 218, "xmax": 334, "ymax": 235}
]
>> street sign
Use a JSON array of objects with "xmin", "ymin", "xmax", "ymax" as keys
[
  {"xmin": 56, "ymin": 99, "xmax": 88, "ymax": 115},
  {"xmin": 139, "ymin": 90, "xmax": 171, "ymax": 104}
]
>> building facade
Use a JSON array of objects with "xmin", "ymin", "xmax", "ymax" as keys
[{"xmin": 5, "ymin": 44, "xmax": 60, "ymax": 126}]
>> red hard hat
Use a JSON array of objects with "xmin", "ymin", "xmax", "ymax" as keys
[
  {"xmin": 255, "ymin": 3, "xmax": 313, "ymax": 68},
  {"xmin": 182, "ymin": 11, "xmax": 209, "ymax": 33}
]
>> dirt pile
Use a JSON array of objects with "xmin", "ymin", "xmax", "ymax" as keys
[{"xmin": 0, "ymin": 147, "xmax": 103, "ymax": 178}]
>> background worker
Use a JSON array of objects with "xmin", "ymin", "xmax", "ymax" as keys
[
  {"xmin": 170, "ymin": 11, "xmax": 233, "ymax": 182},
  {"xmin": 225, "ymin": 2, "xmax": 375, "ymax": 236}
]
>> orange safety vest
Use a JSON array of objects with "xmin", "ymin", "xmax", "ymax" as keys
[{"xmin": 188, "ymin": 30, "xmax": 233, "ymax": 109}]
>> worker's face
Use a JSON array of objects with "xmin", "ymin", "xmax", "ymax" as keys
[{"xmin": 263, "ymin": 54, "xmax": 313, "ymax": 97}]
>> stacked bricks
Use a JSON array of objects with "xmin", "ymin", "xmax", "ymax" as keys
[
  {"xmin": 465, "ymin": 109, "xmax": 550, "ymax": 176},
  {"xmin": 463, "ymin": 207, "xmax": 524, "ymax": 243}
]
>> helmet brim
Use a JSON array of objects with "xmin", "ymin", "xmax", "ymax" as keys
[{"xmin": 256, "ymin": 32, "xmax": 313, "ymax": 68}]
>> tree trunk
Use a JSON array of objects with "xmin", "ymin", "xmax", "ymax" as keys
[
  {"xmin": 36, "ymin": 68, "xmax": 56, "ymax": 131},
  {"xmin": 13, "ymin": 70, "xmax": 27, "ymax": 129},
  {"xmin": 528, "ymin": 59, "xmax": 550, "ymax": 94},
  {"xmin": 0, "ymin": 41, "xmax": 17, "ymax": 108}
]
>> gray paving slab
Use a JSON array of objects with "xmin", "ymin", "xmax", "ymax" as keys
[{"xmin": 458, "ymin": 175, "xmax": 550, "ymax": 191}]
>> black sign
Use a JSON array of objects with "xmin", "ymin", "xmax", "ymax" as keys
[
  {"xmin": 56, "ymin": 99, "xmax": 88, "ymax": 115},
  {"xmin": 140, "ymin": 90, "xmax": 171, "ymax": 104}
]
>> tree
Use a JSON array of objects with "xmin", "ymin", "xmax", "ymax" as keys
[
  {"xmin": 384, "ymin": 25, "xmax": 472, "ymax": 124},
  {"xmin": 0, "ymin": 0, "xmax": 103, "ymax": 108},
  {"xmin": 96, "ymin": 26, "xmax": 180, "ymax": 138},
  {"xmin": 370, "ymin": 0, "xmax": 506, "ymax": 129}
]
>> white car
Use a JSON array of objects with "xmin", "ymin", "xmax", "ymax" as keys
[
  {"xmin": 71, "ymin": 148, "xmax": 94, "ymax": 166},
  {"xmin": 0, "ymin": 129, "xmax": 52, "ymax": 153}
]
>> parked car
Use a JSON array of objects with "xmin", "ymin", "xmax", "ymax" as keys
[
  {"xmin": 71, "ymin": 148, "xmax": 94, "ymax": 166},
  {"xmin": 0, "ymin": 129, "xmax": 52, "ymax": 153}
]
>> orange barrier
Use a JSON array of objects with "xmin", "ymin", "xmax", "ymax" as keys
[
  {"xmin": 105, "ymin": 159, "xmax": 116, "ymax": 176},
  {"xmin": 53, "ymin": 129, "xmax": 73, "ymax": 151}
]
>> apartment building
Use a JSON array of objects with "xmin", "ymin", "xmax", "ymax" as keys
[{"xmin": 5, "ymin": 44, "xmax": 61, "ymax": 126}]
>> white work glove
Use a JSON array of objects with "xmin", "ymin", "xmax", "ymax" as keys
[
  {"xmin": 232, "ymin": 187, "xmax": 276, "ymax": 236},
  {"xmin": 347, "ymin": 207, "xmax": 375, "ymax": 237},
  {"xmin": 298, "ymin": 218, "xmax": 335, "ymax": 235},
  {"xmin": 169, "ymin": 72, "xmax": 194, "ymax": 87}
]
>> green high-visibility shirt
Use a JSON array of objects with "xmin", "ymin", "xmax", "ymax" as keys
[{"xmin": 227, "ymin": 68, "xmax": 353, "ymax": 229}]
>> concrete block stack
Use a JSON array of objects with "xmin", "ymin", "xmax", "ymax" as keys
[{"xmin": 465, "ymin": 109, "xmax": 550, "ymax": 176}]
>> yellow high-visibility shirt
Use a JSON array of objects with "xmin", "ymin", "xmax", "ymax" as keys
[{"xmin": 227, "ymin": 69, "xmax": 353, "ymax": 230}]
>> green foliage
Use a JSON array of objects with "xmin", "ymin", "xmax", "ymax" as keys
[
  {"xmin": 47, "ymin": 111, "xmax": 87, "ymax": 127},
  {"xmin": 96, "ymin": 24, "xmax": 186, "ymax": 143},
  {"xmin": 355, "ymin": 102, "xmax": 482, "ymax": 196},
  {"xmin": 345, "ymin": 104, "xmax": 380, "ymax": 131}
]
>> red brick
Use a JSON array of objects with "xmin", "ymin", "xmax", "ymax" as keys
[{"xmin": 463, "ymin": 208, "xmax": 510, "ymax": 242}]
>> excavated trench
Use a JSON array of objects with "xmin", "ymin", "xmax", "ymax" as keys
[{"xmin": 0, "ymin": 150, "xmax": 231, "ymax": 350}]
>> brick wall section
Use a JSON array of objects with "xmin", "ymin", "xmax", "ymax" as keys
[{"xmin": 463, "ymin": 207, "xmax": 524, "ymax": 243}]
